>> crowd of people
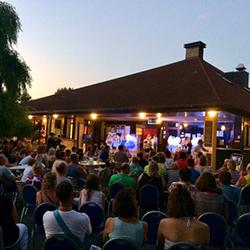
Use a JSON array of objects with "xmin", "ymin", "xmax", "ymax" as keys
[{"xmin": 0, "ymin": 137, "xmax": 249, "ymax": 249}]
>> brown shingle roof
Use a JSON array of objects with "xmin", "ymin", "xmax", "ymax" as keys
[{"xmin": 25, "ymin": 57, "xmax": 250, "ymax": 116}]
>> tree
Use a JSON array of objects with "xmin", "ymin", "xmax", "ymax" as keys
[
  {"xmin": 0, "ymin": 1, "xmax": 32, "ymax": 137},
  {"xmin": 54, "ymin": 87, "xmax": 73, "ymax": 95}
]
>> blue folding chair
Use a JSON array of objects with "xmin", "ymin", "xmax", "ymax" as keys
[
  {"xmin": 43, "ymin": 234, "xmax": 79, "ymax": 250},
  {"xmin": 141, "ymin": 210, "xmax": 167, "ymax": 244},
  {"xmin": 31, "ymin": 202, "xmax": 58, "ymax": 247},
  {"xmin": 166, "ymin": 241, "xmax": 199, "ymax": 250},
  {"xmin": 20, "ymin": 184, "xmax": 38, "ymax": 222},
  {"xmin": 229, "ymin": 213, "xmax": 250, "ymax": 248},
  {"xmin": 103, "ymin": 238, "xmax": 139, "ymax": 250},
  {"xmin": 198, "ymin": 212, "xmax": 226, "ymax": 249},
  {"xmin": 239, "ymin": 186, "xmax": 250, "ymax": 214},
  {"xmin": 226, "ymin": 199, "xmax": 238, "ymax": 230},
  {"xmin": 107, "ymin": 183, "xmax": 124, "ymax": 216},
  {"xmin": 79, "ymin": 202, "xmax": 105, "ymax": 233},
  {"xmin": 139, "ymin": 184, "xmax": 159, "ymax": 217}
]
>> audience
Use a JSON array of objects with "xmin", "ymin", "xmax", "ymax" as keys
[
  {"xmin": 26, "ymin": 162, "xmax": 43, "ymax": 190},
  {"xmin": 218, "ymin": 170, "xmax": 240, "ymax": 205},
  {"xmin": 157, "ymin": 185, "xmax": 209, "ymax": 250},
  {"xmin": 236, "ymin": 163, "xmax": 250, "ymax": 187},
  {"xmin": 168, "ymin": 168, "xmax": 196, "ymax": 194},
  {"xmin": 109, "ymin": 163, "xmax": 136, "ymax": 189},
  {"xmin": 36, "ymin": 172, "xmax": 59, "ymax": 205},
  {"xmin": 78, "ymin": 174, "xmax": 105, "ymax": 209},
  {"xmin": 55, "ymin": 161, "xmax": 69, "ymax": 185},
  {"xmin": 227, "ymin": 159, "xmax": 240, "ymax": 185},
  {"xmin": 195, "ymin": 172, "xmax": 226, "ymax": 217},
  {"xmin": 129, "ymin": 156, "xmax": 143, "ymax": 178},
  {"xmin": 43, "ymin": 181, "xmax": 92, "ymax": 248},
  {"xmin": 103, "ymin": 189, "xmax": 148, "ymax": 246},
  {"xmin": 0, "ymin": 187, "xmax": 29, "ymax": 250}
]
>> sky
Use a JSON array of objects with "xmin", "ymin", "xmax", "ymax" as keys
[{"xmin": 5, "ymin": 0, "xmax": 250, "ymax": 99}]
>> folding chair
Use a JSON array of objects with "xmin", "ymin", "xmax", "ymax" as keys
[
  {"xmin": 141, "ymin": 210, "xmax": 167, "ymax": 244},
  {"xmin": 31, "ymin": 202, "xmax": 58, "ymax": 247},
  {"xmin": 167, "ymin": 241, "xmax": 199, "ymax": 250},
  {"xmin": 20, "ymin": 184, "xmax": 37, "ymax": 222},
  {"xmin": 198, "ymin": 212, "xmax": 226, "ymax": 250},
  {"xmin": 103, "ymin": 237, "xmax": 139, "ymax": 250},
  {"xmin": 43, "ymin": 234, "xmax": 79, "ymax": 250}
]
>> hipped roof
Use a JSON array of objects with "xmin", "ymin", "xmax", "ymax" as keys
[{"xmin": 26, "ymin": 57, "xmax": 250, "ymax": 117}]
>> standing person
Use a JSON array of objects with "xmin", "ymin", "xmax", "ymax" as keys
[
  {"xmin": 103, "ymin": 189, "xmax": 148, "ymax": 246},
  {"xmin": 0, "ymin": 189, "xmax": 29, "ymax": 250},
  {"xmin": 193, "ymin": 139, "xmax": 208, "ymax": 156},
  {"xmin": 47, "ymin": 132, "xmax": 57, "ymax": 150},
  {"xmin": 157, "ymin": 185, "xmax": 209, "ymax": 250},
  {"xmin": 43, "ymin": 181, "xmax": 92, "ymax": 248}
]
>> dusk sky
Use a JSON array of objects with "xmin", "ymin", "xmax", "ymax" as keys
[{"xmin": 6, "ymin": 0, "xmax": 250, "ymax": 99}]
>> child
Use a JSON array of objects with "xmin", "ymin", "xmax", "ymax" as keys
[{"xmin": 26, "ymin": 162, "xmax": 43, "ymax": 190}]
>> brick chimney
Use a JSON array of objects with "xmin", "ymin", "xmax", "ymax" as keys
[
  {"xmin": 184, "ymin": 41, "xmax": 206, "ymax": 59},
  {"xmin": 224, "ymin": 64, "xmax": 249, "ymax": 89}
]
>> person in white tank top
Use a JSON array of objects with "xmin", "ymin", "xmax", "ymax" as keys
[{"xmin": 78, "ymin": 174, "xmax": 105, "ymax": 210}]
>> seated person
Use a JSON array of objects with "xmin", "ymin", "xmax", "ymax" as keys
[
  {"xmin": 129, "ymin": 156, "xmax": 143, "ymax": 178},
  {"xmin": 78, "ymin": 174, "xmax": 105, "ymax": 209},
  {"xmin": 168, "ymin": 168, "xmax": 196, "ymax": 195},
  {"xmin": 0, "ymin": 154, "xmax": 17, "ymax": 193},
  {"xmin": 195, "ymin": 172, "xmax": 226, "ymax": 217},
  {"xmin": 227, "ymin": 159, "xmax": 240, "ymax": 185},
  {"xmin": 43, "ymin": 181, "xmax": 92, "ymax": 248},
  {"xmin": 0, "ymin": 190, "xmax": 29, "ymax": 250},
  {"xmin": 109, "ymin": 163, "xmax": 136, "ymax": 189},
  {"xmin": 144, "ymin": 155, "xmax": 166, "ymax": 176},
  {"xmin": 21, "ymin": 158, "xmax": 36, "ymax": 182},
  {"xmin": 55, "ymin": 161, "xmax": 69, "ymax": 185},
  {"xmin": 218, "ymin": 170, "xmax": 240, "ymax": 205},
  {"xmin": 26, "ymin": 162, "xmax": 43, "ymax": 190},
  {"xmin": 157, "ymin": 185, "xmax": 209, "ymax": 250},
  {"xmin": 36, "ymin": 172, "xmax": 59, "ymax": 206},
  {"xmin": 67, "ymin": 153, "xmax": 87, "ymax": 188},
  {"xmin": 103, "ymin": 189, "xmax": 148, "ymax": 246},
  {"xmin": 236, "ymin": 163, "xmax": 250, "ymax": 187}
]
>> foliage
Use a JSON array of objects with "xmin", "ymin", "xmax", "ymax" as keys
[
  {"xmin": 0, "ymin": 1, "xmax": 32, "ymax": 137},
  {"xmin": 54, "ymin": 87, "xmax": 73, "ymax": 95}
]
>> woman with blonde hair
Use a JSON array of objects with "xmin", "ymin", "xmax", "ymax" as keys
[
  {"xmin": 36, "ymin": 172, "xmax": 59, "ymax": 205},
  {"xmin": 138, "ymin": 161, "xmax": 164, "ymax": 194}
]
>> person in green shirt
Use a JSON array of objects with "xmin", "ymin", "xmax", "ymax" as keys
[
  {"xmin": 109, "ymin": 163, "xmax": 136, "ymax": 189},
  {"xmin": 144, "ymin": 155, "xmax": 166, "ymax": 177},
  {"xmin": 129, "ymin": 156, "xmax": 143, "ymax": 178}
]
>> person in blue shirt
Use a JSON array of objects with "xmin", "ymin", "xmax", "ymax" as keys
[{"xmin": 218, "ymin": 170, "xmax": 240, "ymax": 205}]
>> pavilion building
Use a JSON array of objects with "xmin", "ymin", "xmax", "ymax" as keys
[{"xmin": 25, "ymin": 41, "xmax": 250, "ymax": 169}]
